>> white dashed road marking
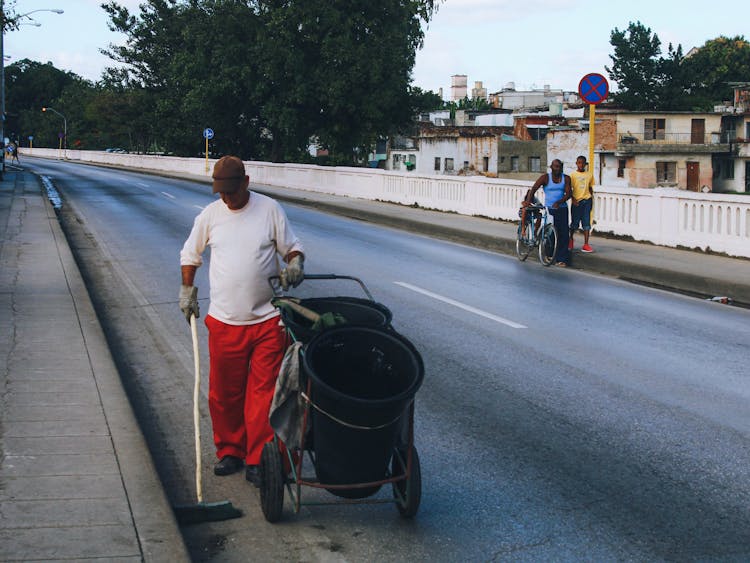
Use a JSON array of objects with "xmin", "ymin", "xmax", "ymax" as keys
[{"xmin": 394, "ymin": 281, "xmax": 527, "ymax": 329}]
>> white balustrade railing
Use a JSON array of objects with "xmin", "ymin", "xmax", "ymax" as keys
[{"xmin": 21, "ymin": 148, "xmax": 750, "ymax": 258}]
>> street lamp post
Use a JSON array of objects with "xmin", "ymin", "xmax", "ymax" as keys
[
  {"xmin": 1, "ymin": 3, "xmax": 64, "ymax": 176},
  {"xmin": 42, "ymin": 106, "xmax": 66, "ymax": 159}
]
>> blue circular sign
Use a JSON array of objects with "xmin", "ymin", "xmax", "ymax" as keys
[
  {"xmin": 578, "ymin": 73, "xmax": 609, "ymax": 105},
  {"xmin": 203, "ymin": 128, "xmax": 214, "ymax": 139}
]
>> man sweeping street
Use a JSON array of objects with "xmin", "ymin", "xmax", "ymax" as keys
[{"xmin": 179, "ymin": 155, "xmax": 305, "ymax": 485}]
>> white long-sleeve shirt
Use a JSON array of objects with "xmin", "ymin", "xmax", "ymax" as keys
[{"xmin": 180, "ymin": 191, "xmax": 303, "ymax": 325}]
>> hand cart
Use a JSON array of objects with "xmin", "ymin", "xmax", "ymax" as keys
[{"xmin": 260, "ymin": 274, "xmax": 423, "ymax": 522}]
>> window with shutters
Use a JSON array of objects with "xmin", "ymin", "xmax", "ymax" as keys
[
  {"xmin": 644, "ymin": 118, "xmax": 666, "ymax": 141},
  {"xmin": 656, "ymin": 161, "xmax": 676, "ymax": 184}
]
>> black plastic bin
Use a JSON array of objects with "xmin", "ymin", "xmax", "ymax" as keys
[
  {"xmin": 279, "ymin": 297, "xmax": 392, "ymax": 343},
  {"xmin": 301, "ymin": 325, "xmax": 423, "ymax": 498}
]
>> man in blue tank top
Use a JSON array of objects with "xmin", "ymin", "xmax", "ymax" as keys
[{"xmin": 523, "ymin": 159, "xmax": 572, "ymax": 266}]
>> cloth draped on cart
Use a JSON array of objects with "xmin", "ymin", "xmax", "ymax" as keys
[{"xmin": 269, "ymin": 341, "xmax": 305, "ymax": 449}]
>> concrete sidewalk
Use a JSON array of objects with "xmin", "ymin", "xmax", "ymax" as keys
[{"xmin": 0, "ymin": 168, "xmax": 189, "ymax": 562}]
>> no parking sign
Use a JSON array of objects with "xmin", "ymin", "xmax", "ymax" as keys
[{"xmin": 578, "ymin": 73, "xmax": 609, "ymax": 105}]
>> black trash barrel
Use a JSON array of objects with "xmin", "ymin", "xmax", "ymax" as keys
[
  {"xmin": 279, "ymin": 297, "xmax": 392, "ymax": 343},
  {"xmin": 302, "ymin": 326, "xmax": 423, "ymax": 498}
]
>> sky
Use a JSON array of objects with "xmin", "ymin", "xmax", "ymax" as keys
[{"xmin": 4, "ymin": 0, "xmax": 749, "ymax": 97}]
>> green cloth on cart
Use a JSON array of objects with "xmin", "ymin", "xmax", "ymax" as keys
[{"xmin": 311, "ymin": 311, "xmax": 347, "ymax": 331}]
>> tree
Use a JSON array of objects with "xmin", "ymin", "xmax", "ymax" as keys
[
  {"xmin": 656, "ymin": 43, "xmax": 693, "ymax": 111},
  {"xmin": 684, "ymin": 36, "xmax": 750, "ymax": 105},
  {"xmin": 4, "ymin": 60, "xmax": 82, "ymax": 148},
  {"xmin": 606, "ymin": 22, "xmax": 664, "ymax": 109},
  {"xmin": 607, "ymin": 23, "xmax": 750, "ymax": 111},
  {"xmin": 409, "ymin": 87, "xmax": 444, "ymax": 116},
  {"xmin": 252, "ymin": 0, "xmax": 439, "ymax": 162},
  {"xmin": 101, "ymin": 0, "xmax": 440, "ymax": 163}
]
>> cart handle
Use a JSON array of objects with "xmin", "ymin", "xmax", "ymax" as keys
[{"xmin": 268, "ymin": 274, "xmax": 375, "ymax": 301}]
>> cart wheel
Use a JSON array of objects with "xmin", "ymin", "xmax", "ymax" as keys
[
  {"xmin": 392, "ymin": 446, "xmax": 421, "ymax": 518},
  {"xmin": 260, "ymin": 442, "xmax": 284, "ymax": 523}
]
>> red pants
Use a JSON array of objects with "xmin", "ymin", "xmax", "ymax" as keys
[{"xmin": 205, "ymin": 314, "xmax": 288, "ymax": 465}]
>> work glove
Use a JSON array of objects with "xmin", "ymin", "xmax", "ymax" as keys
[
  {"xmin": 179, "ymin": 285, "xmax": 199, "ymax": 324},
  {"xmin": 280, "ymin": 255, "xmax": 304, "ymax": 291}
]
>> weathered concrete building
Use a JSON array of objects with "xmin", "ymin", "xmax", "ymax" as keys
[
  {"xmin": 713, "ymin": 85, "xmax": 750, "ymax": 192},
  {"xmin": 417, "ymin": 125, "xmax": 512, "ymax": 175},
  {"xmin": 489, "ymin": 84, "xmax": 565, "ymax": 110},
  {"xmin": 387, "ymin": 124, "xmax": 513, "ymax": 175},
  {"xmin": 451, "ymin": 74, "xmax": 468, "ymax": 102},
  {"xmin": 597, "ymin": 110, "xmax": 731, "ymax": 191}
]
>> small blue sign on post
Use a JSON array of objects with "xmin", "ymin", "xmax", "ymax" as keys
[
  {"xmin": 578, "ymin": 73, "xmax": 609, "ymax": 105},
  {"xmin": 28, "ymin": 135, "xmax": 34, "ymax": 141},
  {"xmin": 203, "ymin": 128, "xmax": 214, "ymax": 172}
]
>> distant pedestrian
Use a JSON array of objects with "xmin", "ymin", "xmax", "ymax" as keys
[
  {"xmin": 524, "ymin": 159, "xmax": 572, "ymax": 267},
  {"xmin": 569, "ymin": 155, "xmax": 594, "ymax": 252},
  {"xmin": 10, "ymin": 142, "xmax": 20, "ymax": 164}
]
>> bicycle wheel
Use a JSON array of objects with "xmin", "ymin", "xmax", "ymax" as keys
[
  {"xmin": 516, "ymin": 221, "xmax": 531, "ymax": 261},
  {"xmin": 539, "ymin": 223, "xmax": 557, "ymax": 266}
]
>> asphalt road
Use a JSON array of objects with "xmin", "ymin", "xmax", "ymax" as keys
[{"xmin": 28, "ymin": 157, "xmax": 750, "ymax": 562}]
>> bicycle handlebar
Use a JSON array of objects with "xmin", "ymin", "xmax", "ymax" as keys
[{"xmin": 520, "ymin": 204, "xmax": 546, "ymax": 212}]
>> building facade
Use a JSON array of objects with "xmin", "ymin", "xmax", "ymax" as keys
[{"xmin": 597, "ymin": 110, "xmax": 731, "ymax": 191}]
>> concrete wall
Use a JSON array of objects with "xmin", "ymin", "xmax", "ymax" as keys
[
  {"xmin": 601, "ymin": 154, "xmax": 634, "ymax": 188},
  {"xmin": 546, "ymin": 130, "xmax": 598, "ymax": 177},
  {"xmin": 23, "ymin": 147, "xmax": 750, "ymax": 258},
  {"xmin": 497, "ymin": 140, "xmax": 546, "ymax": 174},
  {"xmin": 415, "ymin": 135, "xmax": 498, "ymax": 175}
]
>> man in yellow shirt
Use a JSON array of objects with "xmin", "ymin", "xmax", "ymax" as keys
[{"xmin": 569, "ymin": 155, "xmax": 594, "ymax": 252}]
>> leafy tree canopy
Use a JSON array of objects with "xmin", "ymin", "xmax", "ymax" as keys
[
  {"xmin": 101, "ymin": 0, "xmax": 440, "ymax": 163},
  {"xmin": 606, "ymin": 21, "xmax": 664, "ymax": 109},
  {"xmin": 684, "ymin": 36, "xmax": 750, "ymax": 105},
  {"xmin": 606, "ymin": 22, "xmax": 750, "ymax": 111},
  {"xmin": 409, "ymin": 86, "xmax": 445, "ymax": 116}
]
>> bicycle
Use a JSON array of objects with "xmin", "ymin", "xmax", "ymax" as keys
[{"xmin": 515, "ymin": 203, "xmax": 558, "ymax": 266}]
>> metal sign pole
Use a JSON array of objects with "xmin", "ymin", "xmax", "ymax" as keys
[
  {"xmin": 203, "ymin": 128, "xmax": 214, "ymax": 173},
  {"xmin": 589, "ymin": 103, "xmax": 596, "ymax": 185}
]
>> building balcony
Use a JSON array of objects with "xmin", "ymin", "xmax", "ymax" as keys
[{"xmin": 615, "ymin": 133, "xmax": 734, "ymax": 156}]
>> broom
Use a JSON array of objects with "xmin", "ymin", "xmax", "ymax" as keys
[{"xmin": 174, "ymin": 314, "xmax": 242, "ymax": 525}]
